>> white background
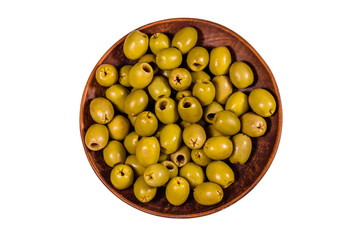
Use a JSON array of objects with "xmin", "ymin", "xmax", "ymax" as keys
[{"xmin": 1, "ymin": 0, "xmax": 359, "ymax": 239}]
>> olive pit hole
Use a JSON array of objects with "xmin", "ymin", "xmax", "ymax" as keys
[
  {"xmin": 166, "ymin": 165, "xmax": 174, "ymax": 170},
  {"xmin": 192, "ymin": 62, "xmax": 203, "ymax": 69},
  {"xmin": 142, "ymin": 64, "xmax": 151, "ymax": 73},
  {"xmin": 183, "ymin": 101, "xmax": 191, "ymax": 108},
  {"xmin": 207, "ymin": 113, "xmax": 216, "ymax": 120},
  {"xmin": 176, "ymin": 155, "xmax": 185, "ymax": 163},
  {"xmin": 159, "ymin": 101, "xmax": 168, "ymax": 111},
  {"xmin": 90, "ymin": 143, "xmax": 99, "ymax": 149},
  {"xmin": 175, "ymin": 75, "xmax": 182, "ymax": 83}
]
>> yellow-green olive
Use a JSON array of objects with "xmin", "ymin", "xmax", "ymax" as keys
[
  {"xmin": 149, "ymin": 33, "xmax": 170, "ymax": 55},
  {"xmin": 128, "ymin": 62, "xmax": 154, "ymax": 89},
  {"xmin": 124, "ymin": 131, "xmax": 141, "ymax": 155},
  {"xmin": 138, "ymin": 53, "xmax": 159, "ymax": 74},
  {"xmin": 203, "ymin": 102, "xmax": 224, "ymax": 124},
  {"xmin": 229, "ymin": 61, "xmax": 254, "ymax": 89},
  {"xmin": 123, "ymin": 30, "xmax": 149, "ymax": 60},
  {"xmin": 209, "ymin": 46, "xmax": 232, "ymax": 75},
  {"xmin": 105, "ymin": 84, "xmax": 129, "ymax": 113},
  {"xmin": 191, "ymin": 70, "xmax": 211, "ymax": 84},
  {"xmin": 248, "ymin": 88, "xmax": 277, "ymax": 117},
  {"xmin": 128, "ymin": 114, "xmax": 137, "ymax": 127},
  {"xmin": 225, "ymin": 91, "xmax": 249, "ymax": 117},
  {"xmin": 155, "ymin": 97, "xmax": 179, "ymax": 124},
  {"xmin": 186, "ymin": 46, "xmax": 209, "ymax": 71},
  {"xmin": 182, "ymin": 124, "xmax": 206, "ymax": 150},
  {"xmin": 175, "ymin": 90, "xmax": 192, "ymax": 102},
  {"xmin": 85, "ymin": 124, "xmax": 109, "ymax": 151},
  {"xmin": 156, "ymin": 47, "xmax": 182, "ymax": 70},
  {"xmin": 192, "ymin": 81, "xmax": 215, "ymax": 106},
  {"xmin": 178, "ymin": 97, "xmax": 203, "ymax": 123},
  {"xmin": 123, "ymin": 89, "xmax": 149, "ymax": 116},
  {"xmin": 212, "ymin": 75, "xmax": 233, "ymax": 104},
  {"xmin": 171, "ymin": 26, "xmax": 198, "ymax": 54},
  {"xmin": 119, "ymin": 65, "xmax": 132, "ymax": 87},
  {"xmin": 213, "ymin": 110, "xmax": 241, "ymax": 136},
  {"xmin": 179, "ymin": 162, "xmax": 205, "ymax": 189},
  {"xmin": 240, "ymin": 112, "xmax": 267, "ymax": 137},
  {"xmin": 110, "ymin": 164, "xmax": 134, "ymax": 190},
  {"xmin": 229, "ymin": 133, "xmax": 252, "ymax": 164},
  {"xmin": 143, "ymin": 163, "xmax": 170, "ymax": 187},
  {"xmin": 159, "ymin": 124, "xmax": 182, "ymax": 154},
  {"xmin": 169, "ymin": 68, "xmax": 192, "ymax": 91},
  {"xmin": 89, "ymin": 97, "xmax": 114, "ymax": 124},
  {"xmin": 193, "ymin": 182, "xmax": 223, "ymax": 206},
  {"xmin": 191, "ymin": 149, "xmax": 212, "ymax": 167},
  {"xmin": 107, "ymin": 115, "xmax": 130, "ymax": 141},
  {"xmin": 206, "ymin": 124, "xmax": 224, "ymax": 138},
  {"xmin": 159, "ymin": 153, "xmax": 169, "ymax": 162},
  {"xmin": 203, "ymin": 136, "xmax": 233, "ymax": 160},
  {"xmin": 133, "ymin": 175, "xmax": 157, "ymax": 203},
  {"xmin": 158, "ymin": 69, "xmax": 172, "ymax": 78},
  {"xmin": 147, "ymin": 75, "xmax": 171, "ymax": 100},
  {"xmin": 165, "ymin": 176, "xmax": 190, "ymax": 206},
  {"xmin": 136, "ymin": 136, "xmax": 160, "ymax": 167},
  {"xmin": 95, "ymin": 64, "xmax": 118, "ymax": 87},
  {"xmin": 161, "ymin": 160, "xmax": 179, "ymax": 179},
  {"xmin": 170, "ymin": 144, "xmax": 191, "ymax": 167},
  {"xmin": 125, "ymin": 155, "xmax": 145, "ymax": 177},
  {"xmin": 206, "ymin": 161, "xmax": 234, "ymax": 188},
  {"xmin": 103, "ymin": 140, "xmax": 126, "ymax": 167},
  {"xmin": 134, "ymin": 111, "xmax": 158, "ymax": 137}
]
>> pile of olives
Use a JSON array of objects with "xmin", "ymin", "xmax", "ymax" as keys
[{"xmin": 84, "ymin": 26, "xmax": 277, "ymax": 206}]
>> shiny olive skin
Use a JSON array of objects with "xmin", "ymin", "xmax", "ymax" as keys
[
  {"xmin": 138, "ymin": 53, "xmax": 159, "ymax": 74},
  {"xmin": 161, "ymin": 160, "xmax": 179, "ymax": 179},
  {"xmin": 193, "ymin": 182, "xmax": 223, "ymax": 206},
  {"xmin": 105, "ymin": 84, "xmax": 129, "ymax": 113},
  {"xmin": 192, "ymin": 81, "xmax": 215, "ymax": 106},
  {"xmin": 85, "ymin": 124, "xmax": 109, "ymax": 151},
  {"xmin": 213, "ymin": 110, "xmax": 241, "ymax": 136},
  {"xmin": 203, "ymin": 136, "xmax": 233, "ymax": 160},
  {"xmin": 133, "ymin": 175, "xmax": 157, "ymax": 203},
  {"xmin": 156, "ymin": 47, "xmax": 182, "ymax": 70},
  {"xmin": 155, "ymin": 97, "xmax": 179, "ymax": 124},
  {"xmin": 123, "ymin": 131, "xmax": 141, "ymax": 155},
  {"xmin": 212, "ymin": 75, "xmax": 233, "ymax": 105},
  {"xmin": 229, "ymin": 61, "xmax": 254, "ymax": 89},
  {"xmin": 159, "ymin": 153, "xmax": 169, "ymax": 162},
  {"xmin": 128, "ymin": 114, "xmax": 137, "ymax": 127},
  {"xmin": 147, "ymin": 75, "xmax": 171, "ymax": 100},
  {"xmin": 170, "ymin": 144, "xmax": 191, "ymax": 167},
  {"xmin": 191, "ymin": 149, "xmax": 212, "ymax": 167},
  {"xmin": 206, "ymin": 124, "xmax": 224, "ymax": 138},
  {"xmin": 89, "ymin": 97, "xmax": 114, "ymax": 124},
  {"xmin": 204, "ymin": 102, "xmax": 224, "ymax": 124},
  {"xmin": 179, "ymin": 162, "xmax": 205, "ymax": 189},
  {"xmin": 182, "ymin": 124, "xmax": 206, "ymax": 150},
  {"xmin": 143, "ymin": 163, "xmax": 170, "ymax": 187},
  {"xmin": 158, "ymin": 69, "xmax": 172, "ymax": 78},
  {"xmin": 128, "ymin": 62, "xmax": 154, "ymax": 89},
  {"xmin": 229, "ymin": 133, "xmax": 252, "ymax": 164},
  {"xmin": 209, "ymin": 46, "xmax": 232, "ymax": 76},
  {"xmin": 107, "ymin": 115, "xmax": 130, "ymax": 141},
  {"xmin": 206, "ymin": 161, "xmax": 234, "ymax": 188},
  {"xmin": 119, "ymin": 65, "xmax": 132, "ymax": 87},
  {"xmin": 178, "ymin": 97, "xmax": 203, "ymax": 123},
  {"xmin": 123, "ymin": 89, "xmax": 149, "ymax": 116},
  {"xmin": 95, "ymin": 64, "xmax": 118, "ymax": 87},
  {"xmin": 191, "ymin": 70, "xmax": 211, "ymax": 84},
  {"xmin": 169, "ymin": 68, "xmax": 192, "ymax": 91},
  {"xmin": 134, "ymin": 111, "xmax": 158, "ymax": 137},
  {"xmin": 123, "ymin": 30, "xmax": 149, "ymax": 60},
  {"xmin": 110, "ymin": 164, "xmax": 134, "ymax": 190},
  {"xmin": 135, "ymin": 136, "xmax": 160, "ymax": 167},
  {"xmin": 240, "ymin": 112, "xmax": 267, "ymax": 137},
  {"xmin": 149, "ymin": 33, "xmax": 170, "ymax": 55},
  {"xmin": 159, "ymin": 124, "xmax": 182, "ymax": 154},
  {"xmin": 125, "ymin": 155, "xmax": 145, "ymax": 177},
  {"xmin": 171, "ymin": 26, "xmax": 198, "ymax": 54},
  {"xmin": 103, "ymin": 140, "xmax": 126, "ymax": 167},
  {"xmin": 225, "ymin": 91, "xmax": 249, "ymax": 117},
  {"xmin": 175, "ymin": 90, "xmax": 192, "ymax": 102},
  {"xmin": 248, "ymin": 88, "xmax": 277, "ymax": 117},
  {"xmin": 186, "ymin": 46, "xmax": 209, "ymax": 71},
  {"xmin": 166, "ymin": 176, "xmax": 190, "ymax": 206}
]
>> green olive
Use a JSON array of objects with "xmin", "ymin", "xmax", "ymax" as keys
[
  {"xmin": 135, "ymin": 136, "xmax": 160, "ymax": 167},
  {"xmin": 138, "ymin": 53, "xmax": 159, "ymax": 74},
  {"xmin": 85, "ymin": 124, "xmax": 109, "ymax": 151},
  {"xmin": 110, "ymin": 164, "xmax": 134, "ymax": 190},
  {"xmin": 161, "ymin": 160, "xmax": 179, "ymax": 179},
  {"xmin": 206, "ymin": 124, "xmax": 224, "ymax": 138},
  {"xmin": 179, "ymin": 162, "xmax": 205, "ymax": 189},
  {"xmin": 240, "ymin": 112, "xmax": 267, "ymax": 137},
  {"xmin": 166, "ymin": 176, "xmax": 190, "ymax": 206},
  {"xmin": 170, "ymin": 144, "xmax": 191, "ymax": 167},
  {"xmin": 178, "ymin": 97, "xmax": 203, "ymax": 123},
  {"xmin": 171, "ymin": 26, "xmax": 198, "ymax": 54},
  {"xmin": 143, "ymin": 163, "xmax": 170, "ymax": 187},
  {"xmin": 192, "ymin": 81, "xmax": 215, "ymax": 106},
  {"xmin": 206, "ymin": 161, "xmax": 234, "ymax": 188},
  {"xmin": 125, "ymin": 155, "xmax": 145, "ymax": 177},
  {"xmin": 229, "ymin": 61, "xmax": 254, "ymax": 89},
  {"xmin": 89, "ymin": 97, "xmax": 114, "ymax": 124},
  {"xmin": 155, "ymin": 97, "xmax": 179, "ymax": 124},
  {"xmin": 203, "ymin": 136, "xmax": 233, "ymax": 160},
  {"xmin": 159, "ymin": 124, "xmax": 182, "ymax": 154},
  {"xmin": 103, "ymin": 140, "xmax": 126, "ymax": 167},
  {"xmin": 225, "ymin": 91, "xmax": 249, "ymax": 117},
  {"xmin": 105, "ymin": 84, "xmax": 129, "ymax": 113},
  {"xmin": 95, "ymin": 64, "xmax": 118, "ymax": 87},
  {"xmin": 156, "ymin": 47, "xmax": 182, "ymax": 70},
  {"xmin": 123, "ymin": 30, "xmax": 149, "ymax": 60},
  {"xmin": 107, "ymin": 115, "xmax": 130, "ymax": 141},
  {"xmin": 203, "ymin": 102, "xmax": 224, "ymax": 124},
  {"xmin": 229, "ymin": 133, "xmax": 252, "ymax": 164},
  {"xmin": 123, "ymin": 89, "xmax": 149, "ymax": 116},
  {"xmin": 193, "ymin": 182, "xmax": 223, "ymax": 206},
  {"xmin": 213, "ymin": 110, "xmax": 241, "ymax": 136},
  {"xmin": 134, "ymin": 111, "xmax": 158, "ymax": 137},
  {"xmin": 191, "ymin": 149, "xmax": 212, "ymax": 167},
  {"xmin": 119, "ymin": 65, "xmax": 132, "ymax": 87},
  {"xmin": 158, "ymin": 69, "xmax": 172, "ymax": 78},
  {"xmin": 149, "ymin": 33, "xmax": 170, "ymax": 55},
  {"xmin": 175, "ymin": 90, "xmax": 192, "ymax": 102},
  {"xmin": 209, "ymin": 46, "xmax": 232, "ymax": 76},
  {"xmin": 186, "ymin": 46, "xmax": 209, "ymax": 71},
  {"xmin": 133, "ymin": 175, "xmax": 157, "ymax": 203},
  {"xmin": 123, "ymin": 131, "xmax": 141, "ymax": 155},
  {"xmin": 182, "ymin": 124, "xmax": 206, "ymax": 150},
  {"xmin": 191, "ymin": 70, "xmax": 211, "ymax": 84},
  {"xmin": 169, "ymin": 68, "xmax": 192, "ymax": 91},
  {"xmin": 127, "ymin": 114, "xmax": 137, "ymax": 127},
  {"xmin": 248, "ymin": 88, "xmax": 277, "ymax": 117},
  {"xmin": 147, "ymin": 75, "xmax": 171, "ymax": 100},
  {"xmin": 128, "ymin": 62, "xmax": 154, "ymax": 89},
  {"xmin": 159, "ymin": 153, "xmax": 169, "ymax": 162},
  {"xmin": 212, "ymin": 75, "xmax": 233, "ymax": 104}
]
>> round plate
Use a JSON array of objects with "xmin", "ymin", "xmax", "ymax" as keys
[{"xmin": 80, "ymin": 18, "xmax": 282, "ymax": 218}]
